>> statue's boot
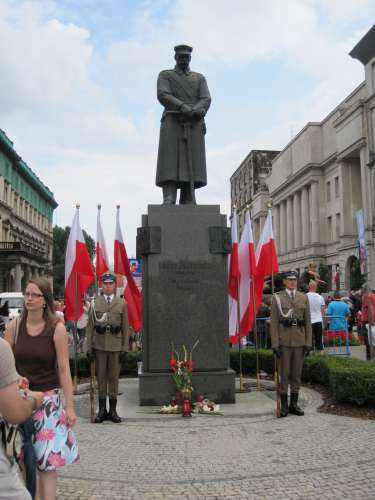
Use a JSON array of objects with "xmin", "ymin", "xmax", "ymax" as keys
[
  {"xmin": 280, "ymin": 393, "xmax": 289, "ymax": 417},
  {"xmin": 162, "ymin": 183, "xmax": 177, "ymax": 205},
  {"xmin": 289, "ymin": 392, "xmax": 304, "ymax": 416},
  {"xmin": 94, "ymin": 398, "xmax": 108, "ymax": 423},
  {"xmin": 179, "ymin": 184, "xmax": 196, "ymax": 205},
  {"xmin": 108, "ymin": 398, "xmax": 122, "ymax": 423}
]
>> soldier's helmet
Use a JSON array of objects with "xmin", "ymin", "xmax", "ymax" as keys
[
  {"xmin": 101, "ymin": 272, "xmax": 116, "ymax": 283},
  {"xmin": 174, "ymin": 44, "xmax": 193, "ymax": 55}
]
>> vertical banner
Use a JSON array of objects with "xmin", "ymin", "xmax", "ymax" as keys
[{"xmin": 356, "ymin": 209, "xmax": 367, "ymax": 274}]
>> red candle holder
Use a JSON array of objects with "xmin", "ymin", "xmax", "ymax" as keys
[{"xmin": 182, "ymin": 398, "xmax": 192, "ymax": 417}]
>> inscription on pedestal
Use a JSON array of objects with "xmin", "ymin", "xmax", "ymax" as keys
[{"xmin": 159, "ymin": 262, "xmax": 210, "ymax": 292}]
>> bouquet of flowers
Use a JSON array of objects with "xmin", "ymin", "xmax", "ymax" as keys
[
  {"xmin": 169, "ymin": 340, "xmax": 199, "ymax": 394},
  {"xmin": 193, "ymin": 396, "xmax": 223, "ymax": 415}
]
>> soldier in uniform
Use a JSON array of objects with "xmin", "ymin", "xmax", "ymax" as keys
[
  {"xmin": 271, "ymin": 271, "xmax": 312, "ymax": 417},
  {"xmin": 86, "ymin": 272, "xmax": 129, "ymax": 423},
  {"xmin": 156, "ymin": 44, "xmax": 211, "ymax": 205}
]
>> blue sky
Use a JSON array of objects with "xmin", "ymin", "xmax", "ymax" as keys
[{"xmin": 0, "ymin": 0, "xmax": 374, "ymax": 256}]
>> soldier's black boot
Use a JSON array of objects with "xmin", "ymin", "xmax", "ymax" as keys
[
  {"xmin": 108, "ymin": 398, "xmax": 122, "ymax": 423},
  {"xmin": 280, "ymin": 393, "xmax": 289, "ymax": 417},
  {"xmin": 289, "ymin": 392, "xmax": 304, "ymax": 416},
  {"xmin": 94, "ymin": 398, "xmax": 108, "ymax": 423}
]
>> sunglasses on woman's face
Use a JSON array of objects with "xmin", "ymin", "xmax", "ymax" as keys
[{"xmin": 24, "ymin": 292, "xmax": 44, "ymax": 299}]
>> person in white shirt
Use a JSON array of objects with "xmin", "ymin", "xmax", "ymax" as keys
[{"xmin": 306, "ymin": 281, "xmax": 325, "ymax": 352}]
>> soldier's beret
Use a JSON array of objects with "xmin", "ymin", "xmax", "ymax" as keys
[
  {"xmin": 174, "ymin": 44, "xmax": 193, "ymax": 54},
  {"xmin": 283, "ymin": 270, "xmax": 298, "ymax": 280},
  {"xmin": 101, "ymin": 272, "xmax": 116, "ymax": 283}
]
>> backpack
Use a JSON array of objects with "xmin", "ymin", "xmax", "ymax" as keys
[
  {"xmin": 0, "ymin": 418, "xmax": 22, "ymax": 466},
  {"xmin": 0, "ymin": 316, "xmax": 22, "ymax": 466}
]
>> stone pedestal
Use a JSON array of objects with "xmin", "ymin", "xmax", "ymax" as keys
[{"xmin": 137, "ymin": 204, "xmax": 235, "ymax": 405}]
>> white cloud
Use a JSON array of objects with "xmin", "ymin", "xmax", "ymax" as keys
[{"xmin": 1, "ymin": 0, "xmax": 374, "ymax": 256}]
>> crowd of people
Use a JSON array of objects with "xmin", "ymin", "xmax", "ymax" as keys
[
  {"xmin": 246, "ymin": 282, "xmax": 374, "ymax": 360},
  {"xmin": 0, "ymin": 271, "xmax": 373, "ymax": 498}
]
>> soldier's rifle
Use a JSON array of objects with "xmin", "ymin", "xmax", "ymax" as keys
[
  {"xmin": 90, "ymin": 357, "xmax": 96, "ymax": 423},
  {"xmin": 274, "ymin": 355, "xmax": 281, "ymax": 418}
]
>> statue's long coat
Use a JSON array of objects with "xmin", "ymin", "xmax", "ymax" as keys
[{"xmin": 156, "ymin": 66, "xmax": 211, "ymax": 188}]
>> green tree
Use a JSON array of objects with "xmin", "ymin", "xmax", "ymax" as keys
[
  {"xmin": 350, "ymin": 258, "xmax": 365, "ymax": 290},
  {"xmin": 53, "ymin": 225, "xmax": 95, "ymax": 298},
  {"xmin": 317, "ymin": 263, "xmax": 329, "ymax": 293}
]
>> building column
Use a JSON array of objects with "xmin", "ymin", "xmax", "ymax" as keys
[
  {"xmin": 0, "ymin": 177, "xmax": 4, "ymax": 202},
  {"xmin": 274, "ymin": 204, "xmax": 280, "ymax": 255},
  {"xmin": 7, "ymin": 184, "xmax": 12, "ymax": 206},
  {"xmin": 301, "ymin": 186, "xmax": 309, "ymax": 247},
  {"xmin": 259, "ymin": 214, "xmax": 266, "ymax": 235},
  {"xmin": 293, "ymin": 191, "xmax": 301, "ymax": 249},
  {"xmin": 310, "ymin": 181, "xmax": 319, "ymax": 243},
  {"xmin": 279, "ymin": 200, "xmax": 286, "ymax": 253},
  {"xmin": 14, "ymin": 264, "xmax": 22, "ymax": 292},
  {"xmin": 286, "ymin": 196, "xmax": 293, "ymax": 252},
  {"xmin": 24, "ymin": 265, "xmax": 32, "ymax": 285}
]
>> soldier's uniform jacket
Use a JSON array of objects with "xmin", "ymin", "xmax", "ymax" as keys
[
  {"xmin": 156, "ymin": 66, "xmax": 211, "ymax": 189},
  {"xmin": 270, "ymin": 290, "xmax": 312, "ymax": 348},
  {"xmin": 86, "ymin": 295, "xmax": 129, "ymax": 353}
]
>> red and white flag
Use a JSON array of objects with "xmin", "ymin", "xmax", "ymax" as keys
[
  {"xmin": 238, "ymin": 209, "xmax": 257, "ymax": 339},
  {"xmin": 254, "ymin": 209, "xmax": 279, "ymax": 307},
  {"xmin": 65, "ymin": 206, "xmax": 95, "ymax": 321},
  {"xmin": 228, "ymin": 208, "xmax": 240, "ymax": 343},
  {"xmin": 114, "ymin": 206, "xmax": 142, "ymax": 332},
  {"xmin": 95, "ymin": 205, "xmax": 109, "ymax": 278}
]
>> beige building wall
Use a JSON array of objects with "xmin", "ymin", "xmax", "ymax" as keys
[{"xmin": 232, "ymin": 26, "xmax": 375, "ymax": 291}]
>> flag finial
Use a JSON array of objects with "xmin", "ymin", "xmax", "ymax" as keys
[
  {"xmin": 76, "ymin": 203, "xmax": 80, "ymax": 209},
  {"xmin": 98, "ymin": 203, "xmax": 101, "ymax": 210},
  {"xmin": 267, "ymin": 200, "xmax": 273, "ymax": 208},
  {"xmin": 116, "ymin": 205, "xmax": 120, "ymax": 210}
]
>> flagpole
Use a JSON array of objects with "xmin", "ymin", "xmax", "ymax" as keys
[
  {"xmin": 248, "ymin": 206, "xmax": 261, "ymax": 390},
  {"xmin": 73, "ymin": 271, "xmax": 79, "ymax": 393},
  {"xmin": 237, "ymin": 278, "xmax": 244, "ymax": 391},
  {"xmin": 72, "ymin": 203, "xmax": 80, "ymax": 393},
  {"xmin": 235, "ymin": 207, "xmax": 244, "ymax": 392},
  {"xmin": 267, "ymin": 200, "xmax": 280, "ymax": 417}
]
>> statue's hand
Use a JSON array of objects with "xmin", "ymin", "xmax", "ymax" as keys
[
  {"xmin": 193, "ymin": 108, "xmax": 206, "ymax": 119},
  {"xmin": 180, "ymin": 103, "xmax": 193, "ymax": 117}
]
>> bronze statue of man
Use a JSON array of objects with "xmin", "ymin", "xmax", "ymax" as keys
[{"xmin": 156, "ymin": 45, "xmax": 211, "ymax": 205}]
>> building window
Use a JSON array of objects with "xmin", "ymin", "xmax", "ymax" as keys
[
  {"xmin": 4, "ymin": 182, "xmax": 9, "ymax": 204},
  {"xmin": 334, "ymin": 176, "xmax": 340, "ymax": 198},
  {"xmin": 335, "ymin": 213, "xmax": 341, "ymax": 239},
  {"xmin": 326, "ymin": 181, "xmax": 331, "ymax": 202},
  {"xmin": 327, "ymin": 216, "xmax": 332, "ymax": 242}
]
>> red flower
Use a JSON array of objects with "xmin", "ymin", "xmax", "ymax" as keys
[{"xmin": 169, "ymin": 355, "xmax": 177, "ymax": 369}]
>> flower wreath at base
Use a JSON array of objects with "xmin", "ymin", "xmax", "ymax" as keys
[{"xmin": 160, "ymin": 397, "xmax": 223, "ymax": 416}]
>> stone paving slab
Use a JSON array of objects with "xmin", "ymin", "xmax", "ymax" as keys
[{"xmin": 57, "ymin": 378, "xmax": 375, "ymax": 499}]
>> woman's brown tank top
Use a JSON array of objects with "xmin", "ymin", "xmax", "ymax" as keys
[{"xmin": 13, "ymin": 318, "xmax": 60, "ymax": 391}]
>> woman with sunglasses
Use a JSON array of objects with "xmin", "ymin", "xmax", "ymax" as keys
[{"xmin": 5, "ymin": 278, "xmax": 79, "ymax": 500}]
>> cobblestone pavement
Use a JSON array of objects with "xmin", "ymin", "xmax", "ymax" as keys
[{"xmin": 57, "ymin": 380, "xmax": 375, "ymax": 499}]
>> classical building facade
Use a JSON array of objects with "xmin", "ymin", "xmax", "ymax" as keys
[
  {"xmin": 230, "ymin": 150, "xmax": 279, "ymax": 242},
  {"xmin": 0, "ymin": 129, "xmax": 58, "ymax": 292},
  {"xmin": 231, "ymin": 25, "xmax": 375, "ymax": 291}
]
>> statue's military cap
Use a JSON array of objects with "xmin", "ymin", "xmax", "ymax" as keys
[
  {"xmin": 174, "ymin": 44, "xmax": 193, "ymax": 54},
  {"xmin": 101, "ymin": 272, "xmax": 116, "ymax": 283}
]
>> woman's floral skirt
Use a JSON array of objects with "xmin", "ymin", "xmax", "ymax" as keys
[{"xmin": 32, "ymin": 389, "xmax": 79, "ymax": 471}]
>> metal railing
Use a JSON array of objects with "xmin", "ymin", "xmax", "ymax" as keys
[{"xmin": 322, "ymin": 315, "xmax": 351, "ymax": 356}]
